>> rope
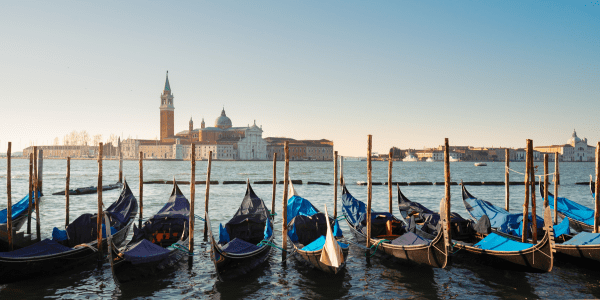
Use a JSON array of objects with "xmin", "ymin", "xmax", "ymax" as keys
[
  {"xmin": 506, "ymin": 166, "xmax": 556, "ymax": 178},
  {"xmin": 74, "ymin": 243, "xmax": 98, "ymax": 252},
  {"xmin": 336, "ymin": 215, "xmax": 346, "ymax": 220},
  {"xmin": 450, "ymin": 242, "xmax": 462, "ymax": 254},
  {"xmin": 195, "ymin": 214, "xmax": 205, "ymax": 222},
  {"xmin": 169, "ymin": 243, "xmax": 195, "ymax": 255},
  {"xmin": 257, "ymin": 240, "xmax": 288, "ymax": 252},
  {"xmin": 366, "ymin": 239, "xmax": 389, "ymax": 258}
]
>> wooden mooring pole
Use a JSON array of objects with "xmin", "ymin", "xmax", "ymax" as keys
[
  {"xmin": 272, "ymin": 153, "xmax": 277, "ymax": 220},
  {"xmin": 35, "ymin": 148, "xmax": 41, "ymax": 242},
  {"xmin": 388, "ymin": 150, "xmax": 393, "ymax": 214},
  {"xmin": 204, "ymin": 151, "xmax": 212, "ymax": 241},
  {"xmin": 282, "ymin": 142, "xmax": 290, "ymax": 261},
  {"xmin": 543, "ymin": 154, "xmax": 549, "ymax": 208},
  {"xmin": 334, "ymin": 151, "xmax": 338, "ymax": 219},
  {"xmin": 27, "ymin": 153, "xmax": 32, "ymax": 234},
  {"xmin": 66, "ymin": 157, "xmax": 70, "ymax": 227},
  {"xmin": 139, "ymin": 151, "xmax": 143, "ymax": 228},
  {"xmin": 33, "ymin": 146, "xmax": 39, "ymax": 241},
  {"xmin": 554, "ymin": 152, "xmax": 559, "ymax": 225},
  {"xmin": 7, "ymin": 142, "xmax": 13, "ymax": 251},
  {"xmin": 37, "ymin": 149, "xmax": 43, "ymax": 192},
  {"xmin": 522, "ymin": 139, "xmax": 531, "ymax": 243},
  {"xmin": 531, "ymin": 143, "xmax": 537, "ymax": 244},
  {"xmin": 505, "ymin": 149, "xmax": 510, "ymax": 211},
  {"xmin": 444, "ymin": 138, "xmax": 452, "ymax": 244},
  {"xmin": 366, "ymin": 135, "xmax": 372, "ymax": 250},
  {"xmin": 340, "ymin": 155, "xmax": 344, "ymax": 185},
  {"xmin": 97, "ymin": 143, "xmax": 103, "ymax": 258},
  {"xmin": 595, "ymin": 142, "xmax": 600, "ymax": 233},
  {"xmin": 190, "ymin": 144, "xmax": 195, "ymax": 252}
]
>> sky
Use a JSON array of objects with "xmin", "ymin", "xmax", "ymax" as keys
[{"xmin": 1, "ymin": 1, "xmax": 599, "ymax": 156}]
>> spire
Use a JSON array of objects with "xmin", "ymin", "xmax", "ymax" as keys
[
  {"xmin": 164, "ymin": 71, "xmax": 171, "ymax": 92},
  {"xmin": 221, "ymin": 107, "xmax": 226, "ymax": 116}
]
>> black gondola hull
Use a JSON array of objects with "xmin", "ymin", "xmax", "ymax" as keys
[
  {"xmin": 291, "ymin": 239, "xmax": 349, "ymax": 274},
  {"xmin": 209, "ymin": 233, "xmax": 273, "ymax": 281}
]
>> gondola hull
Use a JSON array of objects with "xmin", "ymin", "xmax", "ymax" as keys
[
  {"xmin": 0, "ymin": 219, "xmax": 133, "ymax": 284},
  {"xmin": 209, "ymin": 231, "xmax": 273, "ymax": 281},
  {"xmin": 111, "ymin": 238, "xmax": 189, "ymax": 283},
  {"xmin": 290, "ymin": 238, "xmax": 349, "ymax": 274},
  {"xmin": 345, "ymin": 218, "xmax": 448, "ymax": 268},
  {"xmin": 454, "ymin": 230, "xmax": 554, "ymax": 272}
]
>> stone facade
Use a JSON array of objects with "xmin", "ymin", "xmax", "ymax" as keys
[{"xmin": 266, "ymin": 138, "xmax": 333, "ymax": 161}]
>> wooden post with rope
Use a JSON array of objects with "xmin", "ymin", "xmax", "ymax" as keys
[
  {"xmin": 6, "ymin": 142, "xmax": 12, "ymax": 251},
  {"xmin": 334, "ymin": 151, "xmax": 338, "ymax": 219},
  {"xmin": 444, "ymin": 138, "xmax": 452, "ymax": 245},
  {"xmin": 388, "ymin": 150, "xmax": 393, "ymax": 214},
  {"xmin": 505, "ymin": 148, "xmax": 510, "ymax": 211},
  {"xmin": 522, "ymin": 139, "xmax": 531, "ymax": 243},
  {"xmin": 97, "ymin": 143, "xmax": 103, "ymax": 258},
  {"xmin": 204, "ymin": 151, "xmax": 212, "ymax": 241},
  {"xmin": 282, "ymin": 142, "xmax": 290, "ymax": 261},
  {"xmin": 366, "ymin": 135, "xmax": 372, "ymax": 249},
  {"xmin": 27, "ymin": 153, "xmax": 32, "ymax": 235},
  {"xmin": 190, "ymin": 144, "xmax": 195, "ymax": 252},
  {"xmin": 554, "ymin": 152, "xmax": 559, "ymax": 225},
  {"xmin": 33, "ymin": 146, "xmax": 40, "ymax": 242},
  {"xmin": 531, "ymin": 142, "xmax": 537, "ymax": 244},
  {"xmin": 595, "ymin": 142, "xmax": 600, "ymax": 233},
  {"xmin": 543, "ymin": 154, "xmax": 549, "ymax": 208},
  {"xmin": 271, "ymin": 153, "xmax": 277, "ymax": 220},
  {"xmin": 66, "ymin": 157, "xmax": 70, "ymax": 227}
]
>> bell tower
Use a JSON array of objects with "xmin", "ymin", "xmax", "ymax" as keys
[{"xmin": 160, "ymin": 71, "xmax": 175, "ymax": 141}]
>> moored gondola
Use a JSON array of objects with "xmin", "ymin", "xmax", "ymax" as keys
[
  {"xmin": 458, "ymin": 184, "xmax": 554, "ymax": 272},
  {"xmin": 0, "ymin": 180, "xmax": 138, "ymax": 283},
  {"xmin": 0, "ymin": 190, "xmax": 43, "ymax": 248},
  {"xmin": 109, "ymin": 180, "xmax": 190, "ymax": 284},
  {"xmin": 342, "ymin": 185, "xmax": 448, "ymax": 268},
  {"xmin": 286, "ymin": 181, "xmax": 349, "ymax": 274},
  {"xmin": 207, "ymin": 181, "xmax": 273, "ymax": 281}
]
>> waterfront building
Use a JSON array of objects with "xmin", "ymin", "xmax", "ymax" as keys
[
  {"xmin": 266, "ymin": 138, "xmax": 333, "ymax": 161},
  {"xmin": 534, "ymin": 130, "xmax": 596, "ymax": 162}
]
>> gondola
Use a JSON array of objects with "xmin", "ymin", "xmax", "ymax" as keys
[
  {"xmin": 108, "ymin": 180, "xmax": 190, "ymax": 284},
  {"xmin": 538, "ymin": 182, "xmax": 600, "ymax": 263},
  {"xmin": 0, "ymin": 191, "xmax": 43, "ymax": 246},
  {"xmin": 342, "ymin": 185, "xmax": 448, "ymax": 268},
  {"xmin": 207, "ymin": 181, "xmax": 273, "ymax": 281},
  {"xmin": 286, "ymin": 181, "xmax": 349, "ymax": 274},
  {"xmin": 397, "ymin": 184, "xmax": 475, "ymax": 241},
  {"xmin": 0, "ymin": 180, "xmax": 138, "ymax": 283},
  {"xmin": 457, "ymin": 184, "xmax": 554, "ymax": 272}
]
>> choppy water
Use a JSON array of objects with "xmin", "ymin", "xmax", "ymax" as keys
[{"xmin": 0, "ymin": 159, "xmax": 599, "ymax": 299}]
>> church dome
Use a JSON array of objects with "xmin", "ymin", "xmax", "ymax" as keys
[
  {"xmin": 568, "ymin": 129, "xmax": 582, "ymax": 145},
  {"xmin": 215, "ymin": 108, "xmax": 232, "ymax": 129}
]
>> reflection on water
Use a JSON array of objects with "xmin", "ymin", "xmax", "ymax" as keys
[{"xmin": 0, "ymin": 160, "xmax": 598, "ymax": 298}]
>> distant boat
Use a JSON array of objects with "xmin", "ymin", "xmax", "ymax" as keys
[
  {"xmin": 449, "ymin": 156, "xmax": 459, "ymax": 162},
  {"xmin": 426, "ymin": 157, "xmax": 435, "ymax": 162},
  {"xmin": 474, "ymin": 163, "xmax": 487, "ymax": 167},
  {"xmin": 403, "ymin": 154, "xmax": 418, "ymax": 162}
]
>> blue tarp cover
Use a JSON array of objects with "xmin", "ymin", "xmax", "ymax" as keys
[
  {"xmin": 342, "ymin": 187, "xmax": 368, "ymax": 226},
  {"xmin": 0, "ymin": 239, "xmax": 71, "ymax": 258},
  {"xmin": 546, "ymin": 193, "xmax": 594, "ymax": 226},
  {"xmin": 464, "ymin": 194, "xmax": 543, "ymax": 238},
  {"xmin": 333, "ymin": 219, "xmax": 342, "ymax": 237},
  {"xmin": 219, "ymin": 223, "xmax": 230, "ymax": 244},
  {"xmin": 264, "ymin": 218, "xmax": 272, "ymax": 239},
  {"xmin": 391, "ymin": 232, "xmax": 430, "ymax": 246},
  {"xmin": 105, "ymin": 181, "xmax": 138, "ymax": 226},
  {"xmin": 0, "ymin": 191, "xmax": 41, "ymax": 224},
  {"xmin": 553, "ymin": 218, "xmax": 570, "ymax": 237},
  {"xmin": 221, "ymin": 238, "xmax": 261, "ymax": 254},
  {"xmin": 563, "ymin": 232, "xmax": 600, "ymax": 246},
  {"xmin": 287, "ymin": 195, "xmax": 319, "ymax": 222},
  {"xmin": 474, "ymin": 233, "xmax": 533, "ymax": 251},
  {"xmin": 122, "ymin": 239, "xmax": 171, "ymax": 265},
  {"xmin": 301, "ymin": 235, "xmax": 349, "ymax": 251}
]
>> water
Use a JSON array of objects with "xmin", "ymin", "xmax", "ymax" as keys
[{"xmin": 0, "ymin": 159, "xmax": 599, "ymax": 299}]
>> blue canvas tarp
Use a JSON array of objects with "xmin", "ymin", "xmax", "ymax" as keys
[
  {"xmin": 122, "ymin": 239, "xmax": 171, "ymax": 265},
  {"xmin": 474, "ymin": 233, "xmax": 533, "ymax": 251},
  {"xmin": 463, "ymin": 193, "xmax": 543, "ymax": 238},
  {"xmin": 0, "ymin": 191, "xmax": 42, "ymax": 224},
  {"xmin": 301, "ymin": 235, "xmax": 349, "ymax": 251},
  {"xmin": 287, "ymin": 195, "xmax": 318, "ymax": 222},
  {"xmin": 553, "ymin": 217, "xmax": 570, "ymax": 237},
  {"xmin": 563, "ymin": 232, "xmax": 600, "ymax": 246},
  {"xmin": 221, "ymin": 238, "xmax": 261, "ymax": 254},
  {"xmin": 105, "ymin": 181, "xmax": 138, "ymax": 227},
  {"xmin": 0, "ymin": 239, "xmax": 71, "ymax": 258},
  {"xmin": 545, "ymin": 193, "xmax": 594, "ymax": 227},
  {"xmin": 342, "ymin": 186, "xmax": 368, "ymax": 226}
]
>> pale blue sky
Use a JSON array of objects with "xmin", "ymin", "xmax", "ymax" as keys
[{"xmin": 1, "ymin": 1, "xmax": 599, "ymax": 156}]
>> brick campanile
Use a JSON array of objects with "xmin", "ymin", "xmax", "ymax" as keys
[{"xmin": 160, "ymin": 71, "xmax": 175, "ymax": 141}]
